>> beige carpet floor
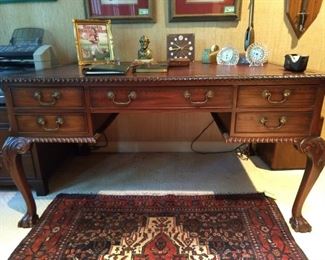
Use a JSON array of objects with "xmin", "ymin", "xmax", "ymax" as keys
[{"xmin": 0, "ymin": 152, "xmax": 324, "ymax": 259}]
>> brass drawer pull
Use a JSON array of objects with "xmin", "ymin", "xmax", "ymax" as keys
[
  {"xmin": 33, "ymin": 90, "xmax": 61, "ymax": 106},
  {"xmin": 262, "ymin": 89, "xmax": 291, "ymax": 104},
  {"xmin": 259, "ymin": 116, "xmax": 287, "ymax": 130},
  {"xmin": 107, "ymin": 91, "xmax": 137, "ymax": 106},
  {"xmin": 36, "ymin": 116, "xmax": 64, "ymax": 132},
  {"xmin": 184, "ymin": 90, "xmax": 214, "ymax": 105}
]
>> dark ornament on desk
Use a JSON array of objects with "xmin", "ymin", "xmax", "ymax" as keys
[
  {"xmin": 284, "ymin": 54, "xmax": 309, "ymax": 72},
  {"xmin": 137, "ymin": 35, "xmax": 153, "ymax": 63},
  {"xmin": 286, "ymin": 0, "xmax": 323, "ymax": 39}
]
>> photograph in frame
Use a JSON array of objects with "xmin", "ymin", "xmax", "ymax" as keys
[
  {"xmin": 0, "ymin": 0, "xmax": 56, "ymax": 3},
  {"xmin": 73, "ymin": 19, "xmax": 115, "ymax": 65},
  {"xmin": 84, "ymin": 0, "xmax": 155, "ymax": 23},
  {"xmin": 169, "ymin": 0, "xmax": 242, "ymax": 22}
]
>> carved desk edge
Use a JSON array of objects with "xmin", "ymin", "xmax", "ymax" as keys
[
  {"xmin": 1, "ymin": 73, "xmax": 325, "ymax": 84},
  {"xmin": 14, "ymin": 136, "xmax": 97, "ymax": 144},
  {"xmin": 223, "ymin": 135, "xmax": 304, "ymax": 144}
]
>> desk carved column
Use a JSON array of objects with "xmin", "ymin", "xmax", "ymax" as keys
[
  {"xmin": 290, "ymin": 136, "xmax": 325, "ymax": 232},
  {"xmin": 2, "ymin": 136, "xmax": 39, "ymax": 228}
]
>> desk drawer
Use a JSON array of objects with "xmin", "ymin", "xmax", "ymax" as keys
[
  {"xmin": 11, "ymin": 87, "xmax": 84, "ymax": 108},
  {"xmin": 235, "ymin": 112, "xmax": 312, "ymax": 134},
  {"xmin": 237, "ymin": 85, "xmax": 317, "ymax": 108},
  {"xmin": 90, "ymin": 87, "xmax": 233, "ymax": 109},
  {"xmin": 15, "ymin": 113, "xmax": 88, "ymax": 134}
]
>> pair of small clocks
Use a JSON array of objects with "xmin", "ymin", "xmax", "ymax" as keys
[
  {"xmin": 217, "ymin": 43, "xmax": 268, "ymax": 66},
  {"xmin": 166, "ymin": 33, "xmax": 268, "ymax": 66}
]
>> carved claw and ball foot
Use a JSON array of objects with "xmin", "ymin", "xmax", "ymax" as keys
[
  {"xmin": 18, "ymin": 213, "xmax": 39, "ymax": 228},
  {"xmin": 289, "ymin": 216, "xmax": 311, "ymax": 233},
  {"xmin": 291, "ymin": 136, "xmax": 325, "ymax": 232},
  {"xmin": 2, "ymin": 137, "xmax": 39, "ymax": 228}
]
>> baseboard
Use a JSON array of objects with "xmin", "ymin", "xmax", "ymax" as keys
[{"xmin": 92, "ymin": 141, "xmax": 239, "ymax": 153}]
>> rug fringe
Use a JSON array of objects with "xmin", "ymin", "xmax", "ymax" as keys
[{"xmin": 55, "ymin": 191, "xmax": 268, "ymax": 200}]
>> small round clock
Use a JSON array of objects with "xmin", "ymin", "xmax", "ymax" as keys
[
  {"xmin": 246, "ymin": 43, "xmax": 268, "ymax": 66},
  {"xmin": 216, "ymin": 47, "xmax": 240, "ymax": 65},
  {"xmin": 167, "ymin": 33, "xmax": 195, "ymax": 61}
]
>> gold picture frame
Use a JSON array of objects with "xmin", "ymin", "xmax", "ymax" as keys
[{"xmin": 72, "ymin": 19, "xmax": 115, "ymax": 65}]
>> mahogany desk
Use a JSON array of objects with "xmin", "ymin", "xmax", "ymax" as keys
[{"xmin": 1, "ymin": 62, "xmax": 325, "ymax": 232}]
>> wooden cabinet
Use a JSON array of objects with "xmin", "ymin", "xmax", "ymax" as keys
[{"xmin": 255, "ymin": 143, "xmax": 306, "ymax": 170}]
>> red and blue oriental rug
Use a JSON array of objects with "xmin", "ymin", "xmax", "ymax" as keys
[{"xmin": 9, "ymin": 193, "xmax": 307, "ymax": 259}]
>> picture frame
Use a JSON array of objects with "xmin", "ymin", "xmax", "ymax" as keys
[
  {"xmin": 169, "ymin": 0, "xmax": 242, "ymax": 22},
  {"xmin": 72, "ymin": 19, "xmax": 115, "ymax": 66},
  {"xmin": 0, "ymin": 0, "xmax": 56, "ymax": 3},
  {"xmin": 84, "ymin": 0, "xmax": 155, "ymax": 23}
]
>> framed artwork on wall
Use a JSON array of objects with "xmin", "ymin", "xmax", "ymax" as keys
[
  {"xmin": 84, "ymin": 0, "xmax": 155, "ymax": 23},
  {"xmin": 0, "ymin": 0, "xmax": 56, "ymax": 3},
  {"xmin": 169, "ymin": 0, "xmax": 242, "ymax": 22},
  {"xmin": 72, "ymin": 19, "xmax": 115, "ymax": 65}
]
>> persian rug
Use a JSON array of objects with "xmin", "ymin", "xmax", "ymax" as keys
[{"xmin": 9, "ymin": 193, "xmax": 307, "ymax": 260}]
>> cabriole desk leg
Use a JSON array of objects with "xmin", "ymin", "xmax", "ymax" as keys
[
  {"xmin": 290, "ymin": 136, "xmax": 325, "ymax": 232},
  {"xmin": 2, "ymin": 137, "xmax": 39, "ymax": 228}
]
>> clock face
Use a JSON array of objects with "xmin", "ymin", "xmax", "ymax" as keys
[
  {"xmin": 167, "ymin": 33, "xmax": 195, "ymax": 61},
  {"xmin": 246, "ymin": 43, "xmax": 268, "ymax": 66},
  {"xmin": 216, "ymin": 47, "xmax": 239, "ymax": 65}
]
